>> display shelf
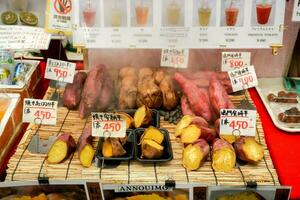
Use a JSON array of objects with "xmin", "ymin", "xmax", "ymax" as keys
[{"xmin": 5, "ymin": 87, "xmax": 279, "ymax": 187}]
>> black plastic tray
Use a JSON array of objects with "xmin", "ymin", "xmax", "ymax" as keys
[
  {"xmin": 95, "ymin": 130, "xmax": 134, "ymax": 167},
  {"xmin": 134, "ymin": 128, "xmax": 173, "ymax": 163},
  {"xmin": 114, "ymin": 109, "xmax": 160, "ymax": 129}
]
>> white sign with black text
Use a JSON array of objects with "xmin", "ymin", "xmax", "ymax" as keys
[
  {"xmin": 222, "ymin": 52, "xmax": 251, "ymax": 71},
  {"xmin": 45, "ymin": 58, "xmax": 76, "ymax": 83}
]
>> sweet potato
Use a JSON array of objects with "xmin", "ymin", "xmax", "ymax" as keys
[
  {"xmin": 134, "ymin": 105, "xmax": 153, "ymax": 128},
  {"xmin": 79, "ymin": 64, "xmax": 105, "ymax": 118},
  {"xmin": 153, "ymin": 69, "xmax": 166, "ymax": 85},
  {"xmin": 141, "ymin": 139, "xmax": 164, "ymax": 159},
  {"xmin": 180, "ymin": 124, "xmax": 201, "ymax": 144},
  {"xmin": 63, "ymin": 72, "xmax": 87, "ymax": 109},
  {"xmin": 77, "ymin": 127, "xmax": 95, "ymax": 167},
  {"xmin": 212, "ymin": 139, "xmax": 236, "ymax": 172},
  {"xmin": 182, "ymin": 139, "xmax": 209, "ymax": 170},
  {"xmin": 102, "ymin": 139, "xmax": 113, "ymax": 157},
  {"xmin": 96, "ymin": 71, "xmax": 114, "ymax": 111},
  {"xmin": 181, "ymin": 96, "xmax": 195, "ymax": 116},
  {"xmin": 119, "ymin": 67, "xmax": 137, "ymax": 79},
  {"xmin": 102, "ymin": 138, "xmax": 127, "ymax": 157},
  {"xmin": 234, "ymin": 137, "xmax": 264, "ymax": 164},
  {"xmin": 159, "ymin": 75, "xmax": 178, "ymax": 110},
  {"xmin": 47, "ymin": 133, "xmax": 76, "ymax": 164},
  {"xmin": 117, "ymin": 112, "xmax": 133, "ymax": 129},
  {"xmin": 192, "ymin": 116, "xmax": 209, "ymax": 128},
  {"xmin": 175, "ymin": 115, "xmax": 194, "ymax": 137},
  {"xmin": 140, "ymin": 126, "xmax": 164, "ymax": 144},
  {"xmin": 138, "ymin": 67, "xmax": 153, "ymax": 80},
  {"xmin": 199, "ymin": 126, "xmax": 217, "ymax": 143},
  {"xmin": 118, "ymin": 70, "xmax": 138, "ymax": 109}
]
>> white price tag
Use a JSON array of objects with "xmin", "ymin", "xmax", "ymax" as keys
[
  {"xmin": 92, "ymin": 113, "xmax": 126, "ymax": 138},
  {"xmin": 228, "ymin": 65, "xmax": 258, "ymax": 92},
  {"xmin": 220, "ymin": 109, "xmax": 257, "ymax": 137},
  {"xmin": 23, "ymin": 98, "xmax": 57, "ymax": 125},
  {"xmin": 292, "ymin": 0, "xmax": 300, "ymax": 21},
  {"xmin": 45, "ymin": 58, "xmax": 76, "ymax": 83},
  {"xmin": 221, "ymin": 52, "xmax": 251, "ymax": 71},
  {"xmin": 160, "ymin": 48, "xmax": 189, "ymax": 69}
]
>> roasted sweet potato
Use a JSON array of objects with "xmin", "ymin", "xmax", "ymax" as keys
[
  {"xmin": 212, "ymin": 139, "xmax": 236, "ymax": 172},
  {"xmin": 175, "ymin": 115, "xmax": 194, "ymax": 137},
  {"xmin": 181, "ymin": 96, "xmax": 195, "ymax": 116},
  {"xmin": 119, "ymin": 67, "xmax": 137, "ymax": 79},
  {"xmin": 153, "ymin": 69, "xmax": 166, "ymax": 85},
  {"xmin": 118, "ymin": 69, "xmax": 138, "ymax": 109},
  {"xmin": 77, "ymin": 127, "xmax": 95, "ymax": 167},
  {"xmin": 234, "ymin": 137, "xmax": 264, "ymax": 164},
  {"xmin": 102, "ymin": 138, "xmax": 127, "ymax": 157},
  {"xmin": 180, "ymin": 124, "xmax": 201, "ymax": 144},
  {"xmin": 141, "ymin": 139, "xmax": 164, "ymax": 159},
  {"xmin": 140, "ymin": 126, "xmax": 164, "ymax": 144},
  {"xmin": 97, "ymin": 71, "xmax": 114, "ymax": 111},
  {"xmin": 117, "ymin": 112, "xmax": 133, "ymax": 129},
  {"xmin": 47, "ymin": 133, "xmax": 76, "ymax": 164},
  {"xmin": 138, "ymin": 67, "xmax": 154, "ymax": 80},
  {"xmin": 63, "ymin": 72, "xmax": 87, "ymax": 109},
  {"xmin": 134, "ymin": 105, "xmax": 153, "ymax": 128},
  {"xmin": 159, "ymin": 75, "xmax": 178, "ymax": 110}
]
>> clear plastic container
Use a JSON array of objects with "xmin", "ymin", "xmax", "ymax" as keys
[
  {"xmin": 225, "ymin": 0, "xmax": 240, "ymax": 26},
  {"xmin": 256, "ymin": 0, "xmax": 273, "ymax": 25},
  {"xmin": 0, "ymin": 50, "xmax": 15, "ymax": 85},
  {"xmin": 9, "ymin": 0, "xmax": 29, "ymax": 11},
  {"xmin": 83, "ymin": 0, "xmax": 96, "ymax": 27}
]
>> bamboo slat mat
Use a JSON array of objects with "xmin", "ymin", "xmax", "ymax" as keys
[{"xmin": 6, "ymin": 87, "xmax": 280, "ymax": 186}]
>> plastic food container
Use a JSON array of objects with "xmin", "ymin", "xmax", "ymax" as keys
[
  {"xmin": 134, "ymin": 128, "xmax": 173, "ymax": 163},
  {"xmin": 95, "ymin": 130, "xmax": 134, "ymax": 167}
]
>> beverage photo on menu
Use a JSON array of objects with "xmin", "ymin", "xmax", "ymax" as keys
[
  {"xmin": 80, "ymin": 0, "xmax": 100, "ymax": 27},
  {"xmin": 221, "ymin": 0, "xmax": 245, "ymax": 27},
  {"xmin": 252, "ymin": 0, "xmax": 275, "ymax": 26},
  {"xmin": 193, "ymin": 0, "xmax": 216, "ymax": 27},
  {"xmin": 131, "ymin": 0, "xmax": 153, "ymax": 27},
  {"xmin": 103, "ymin": 0, "xmax": 127, "ymax": 27},
  {"xmin": 162, "ymin": 0, "xmax": 185, "ymax": 27}
]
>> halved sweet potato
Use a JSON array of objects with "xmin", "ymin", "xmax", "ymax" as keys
[
  {"xmin": 134, "ymin": 105, "xmax": 152, "ymax": 128},
  {"xmin": 141, "ymin": 139, "xmax": 164, "ymax": 159},
  {"xmin": 140, "ymin": 126, "xmax": 164, "ymax": 145}
]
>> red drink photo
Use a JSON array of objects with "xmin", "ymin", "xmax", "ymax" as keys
[
  {"xmin": 256, "ymin": 3, "xmax": 272, "ymax": 25},
  {"xmin": 225, "ymin": 7, "xmax": 239, "ymax": 26},
  {"xmin": 83, "ymin": 8, "xmax": 96, "ymax": 27}
]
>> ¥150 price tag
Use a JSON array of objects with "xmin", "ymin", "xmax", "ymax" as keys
[
  {"xmin": 45, "ymin": 58, "xmax": 76, "ymax": 83},
  {"xmin": 228, "ymin": 65, "xmax": 258, "ymax": 92},
  {"xmin": 23, "ymin": 98, "xmax": 57, "ymax": 125},
  {"xmin": 160, "ymin": 48, "xmax": 189, "ymax": 69},
  {"xmin": 220, "ymin": 109, "xmax": 257, "ymax": 138},
  {"xmin": 221, "ymin": 52, "xmax": 251, "ymax": 71},
  {"xmin": 92, "ymin": 113, "xmax": 126, "ymax": 138}
]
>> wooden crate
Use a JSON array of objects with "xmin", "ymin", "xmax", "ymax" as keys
[{"xmin": 6, "ymin": 87, "xmax": 280, "ymax": 187}]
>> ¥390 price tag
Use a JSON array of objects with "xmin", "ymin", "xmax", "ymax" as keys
[
  {"xmin": 45, "ymin": 58, "xmax": 76, "ymax": 83},
  {"xmin": 23, "ymin": 98, "xmax": 57, "ymax": 125},
  {"xmin": 220, "ymin": 109, "xmax": 257, "ymax": 138},
  {"xmin": 228, "ymin": 65, "xmax": 258, "ymax": 92},
  {"xmin": 92, "ymin": 113, "xmax": 126, "ymax": 138},
  {"xmin": 160, "ymin": 48, "xmax": 189, "ymax": 69},
  {"xmin": 221, "ymin": 52, "xmax": 251, "ymax": 71}
]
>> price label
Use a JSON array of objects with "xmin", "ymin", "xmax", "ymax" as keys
[
  {"xmin": 45, "ymin": 58, "xmax": 76, "ymax": 83},
  {"xmin": 220, "ymin": 109, "xmax": 257, "ymax": 137},
  {"xmin": 292, "ymin": 0, "xmax": 300, "ymax": 21},
  {"xmin": 160, "ymin": 48, "xmax": 189, "ymax": 69},
  {"xmin": 228, "ymin": 65, "xmax": 258, "ymax": 92},
  {"xmin": 92, "ymin": 113, "xmax": 126, "ymax": 138},
  {"xmin": 222, "ymin": 52, "xmax": 251, "ymax": 71},
  {"xmin": 23, "ymin": 98, "xmax": 57, "ymax": 125}
]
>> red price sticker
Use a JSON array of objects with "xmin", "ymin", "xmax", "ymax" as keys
[
  {"xmin": 220, "ymin": 109, "xmax": 257, "ymax": 138},
  {"xmin": 228, "ymin": 65, "xmax": 258, "ymax": 92},
  {"xmin": 92, "ymin": 113, "xmax": 126, "ymax": 138},
  {"xmin": 23, "ymin": 98, "xmax": 57, "ymax": 125},
  {"xmin": 45, "ymin": 58, "xmax": 76, "ymax": 83},
  {"xmin": 160, "ymin": 48, "xmax": 189, "ymax": 69},
  {"xmin": 222, "ymin": 52, "xmax": 251, "ymax": 71}
]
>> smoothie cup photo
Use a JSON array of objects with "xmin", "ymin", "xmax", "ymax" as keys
[
  {"xmin": 135, "ymin": 0, "xmax": 149, "ymax": 26},
  {"xmin": 167, "ymin": 0, "xmax": 181, "ymax": 25},
  {"xmin": 111, "ymin": 2, "xmax": 122, "ymax": 27},
  {"xmin": 225, "ymin": 0, "xmax": 240, "ymax": 26},
  {"xmin": 83, "ymin": 0, "xmax": 96, "ymax": 27},
  {"xmin": 198, "ymin": 0, "xmax": 211, "ymax": 26},
  {"xmin": 256, "ymin": 0, "xmax": 272, "ymax": 25}
]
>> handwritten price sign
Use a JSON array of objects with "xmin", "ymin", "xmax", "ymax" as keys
[
  {"xmin": 222, "ymin": 52, "xmax": 251, "ymax": 71},
  {"xmin": 160, "ymin": 48, "xmax": 189, "ymax": 69},
  {"xmin": 220, "ymin": 109, "xmax": 257, "ymax": 137},
  {"xmin": 23, "ymin": 98, "xmax": 57, "ymax": 125},
  {"xmin": 228, "ymin": 65, "xmax": 258, "ymax": 92},
  {"xmin": 92, "ymin": 113, "xmax": 126, "ymax": 138},
  {"xmin": 45, "ymin": 58, "xmax": 76, "ymax": 83}
]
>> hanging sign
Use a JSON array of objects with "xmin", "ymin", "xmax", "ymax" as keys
[
  {"xmin": 45, "ymin": 58, "xmax": 76, "ymax": 83},
  {"xmin": 228, "ymin": 65, "xmax": 258, "ymax": 92},
  {"xmin": 45, "ymin": 0, "xmax": 74, "ymax": 35}
]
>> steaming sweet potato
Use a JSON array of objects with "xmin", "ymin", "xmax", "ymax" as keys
[
  {"xmin": 141, "ymin": 139, "xmax": 164, "ymax": 159},
  {"xmin": 212, "ymin": 139, "xmax": 236, "ymax": 172},
  {"xmin": 234, "ymin": 137, "xmax": 264, "ymax": 164},
  {"xmin": 182, "ymin": 139, "xmax": 209, "ymax": 171},
  {"xmin": 47, "ymin": 133, "xmax": 76, "ymax": 164},
  {"xmin": 63, "ymin": 72, "xmax": 87, "ymax": 109},
  {"xmin": 77, "ymin": 128, "xmax": 95, "ymax": 167},
  {"xmin": 102, "ymin": 138, "xmax": 127, "ymax": 158},
  {"xmin": 140, "ymin": 126, "xmax": 164, "ymax": 144},
  {"xmin": 159, "ymin": 75, "xmax": 178, "ymax": 110},
  {"xmin": 134, "ymin": 105, "xmax": 153, "ymax": 128},
  {"xmin": 175, "ymin": 115, "xmax": 194, "ymax": 137},
  {"xmin": 180, "ymin": 124, "xmax": 201, "ymax": 144},
  {"xmin": 118, "ymin": 112, "xmax": 133, "ymax": 129}
]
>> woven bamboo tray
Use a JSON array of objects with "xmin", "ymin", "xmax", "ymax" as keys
[{"xmin": 6, "ymin": 87, "xmax": 280, "ymax": 187}]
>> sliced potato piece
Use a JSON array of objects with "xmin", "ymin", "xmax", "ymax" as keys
[
  {"xmin": 175, "ymin": 115, "xmax": 194, "ymax": 137},
  {"xmin": 134, "ymin": 105, "xmax": 152, "ymax": 128},
  {"xmin": 140, "ymin": 126, "xmax": 164, "ymax": 144},
  {"xmin": 180, "ymin": 124, "xmax": 201, "ymax": 144},
  {"xmin": 141, "ymin": 139, "xmax": 164, "ymax": 159}
]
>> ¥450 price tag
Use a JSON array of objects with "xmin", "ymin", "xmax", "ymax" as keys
[
  {"xmin": 160, "ymin": 48, "xmax": 189, "ymax": 69},
  {"xmin": 220, "ymin": 109, "xmax": 257, "ymax": 139},
  {"xmin": 222, "ymin": 52, "xmax": 251, "ymax": 71},
  {"xmin": 45, "ymin": 58, "xmax": 76, "ymax": 83},
  {"xmin": 92, "ymin": 113, "xmax": 126, "ymax": 138},
  {"xmin": 23, "ymin": 98, "xmax": 57, "ymax": 125},
  {"xmin": 228, "ymin": 65, "xmax": 258, "ymax": 92}
]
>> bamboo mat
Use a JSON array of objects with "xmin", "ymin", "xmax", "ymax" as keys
[{"xmin": 6, "ymin": 87, "xmax": 280, "ymax": 186}]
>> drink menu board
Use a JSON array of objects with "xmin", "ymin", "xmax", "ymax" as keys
[{"xmin": 73, "ymin": 0, "xmax": 285, "ymax": 49}]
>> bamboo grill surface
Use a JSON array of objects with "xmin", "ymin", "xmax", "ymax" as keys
[{"xmin": 6, "ymin": 87, "xmax": 280, "ymax": 186}]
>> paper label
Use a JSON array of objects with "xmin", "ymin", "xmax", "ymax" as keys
[
  {"xmin": 228, "ymin": 65, "xmax": 258, "ymax": 92},
  {"xmin": 160, "ymin": 48, "xmax": 189, "ymax": 68},
  {"xmin": 45, "ymin": 58, "xmax": 76, "ymax": 83},
  {"xmin": 222, "ymin": 52, "xmax": 251, "ymax": 71},
  {"xmin": 23, "ymin": 99, "xmax": 57, "ymax": 125},
  {"xmin": 45, "ymin": 0, "xmax": 74, "ymax": 35},
  {"xmin": 92, "ymin": 113, "xmax": 126, "ymax": 138},
  {"xmin": 0, "ymin": 26, "xmax": 51, "ymax": 50},
  {"xmin": 220, "ymin": 109, "xmax": 256, "ymax": 137},
  {"xmin": 292, "ymin": 0, "xmax": 300, "ymax": 21}
]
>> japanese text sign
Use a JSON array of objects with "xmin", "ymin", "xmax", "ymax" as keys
[
  {"xmin": 222, "ymin": 52, "xmax": 251, "ymax": 71},
  {"xmin": 161, "ymin": 48, "xmax": 189, "ymax": 69},
  {"xmin": 45, "ymin": 58, "xmax": 76, "ymax": 83},
  {"xmin": 228, "ymin": 65, "xmax": 258, "ymax": 92}
]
